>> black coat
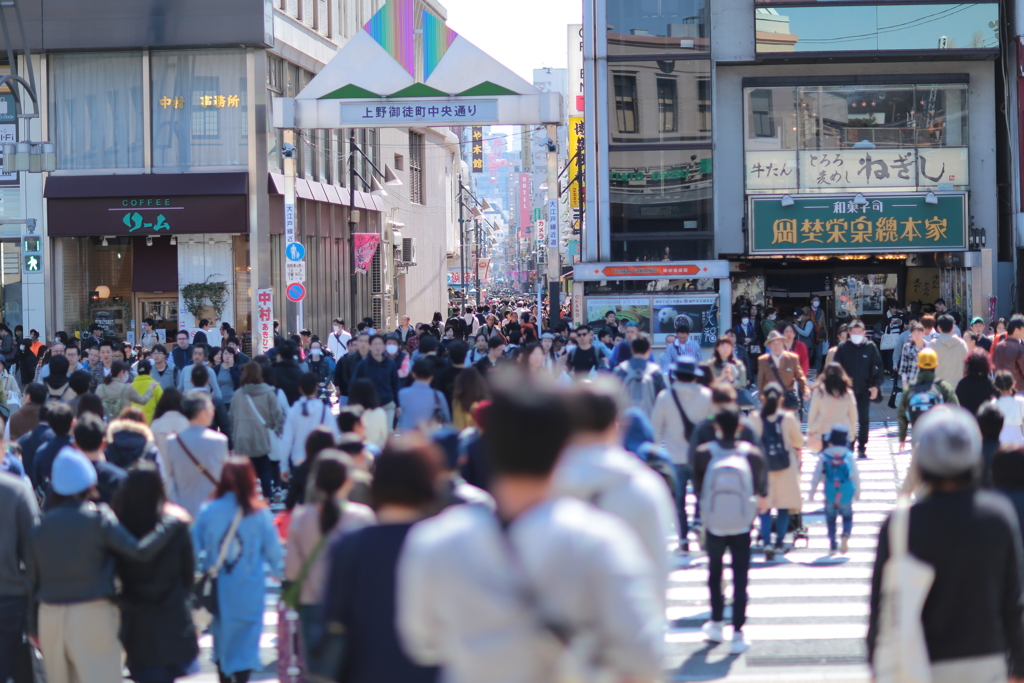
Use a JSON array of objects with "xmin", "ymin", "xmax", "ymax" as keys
[
  {"xmin": 955, "ymin": 374, "xmax": 998, "ymax": 418},
  {"xmin": 272, "ymin": 359, "xmax": 303, "ymax": 405},
  {"xmin": 335, "ymin": 351, "xmax": 368, "ymax": 397},
  {"xmin": 116, "ymin": 519, "xmax": 199, "ymax": 669},
  {"xmin": 833, "ymin": 340, "xmax": 885, "ymax": 395}
]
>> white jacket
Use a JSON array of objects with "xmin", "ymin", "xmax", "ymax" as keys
[
  {"xmin": 651, "ymin": 382, "xmax": 713, "ymax": 465},
  {"xmin": 280, "ymin": 396, "xmax": 340, "ymax": 472}
]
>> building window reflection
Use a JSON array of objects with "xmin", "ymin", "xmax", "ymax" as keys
[
  {"xmin": 657, "ymin": 78, "xmax": 678, "ymax": 133},
  {"xmin": 615, "ymin": 74, "xmax": 640, "ymax": 133}
]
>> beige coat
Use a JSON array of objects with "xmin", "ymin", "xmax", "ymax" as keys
[
  {"xmin": 749, "ymin": 410, "xmax": 803, "ymax": 510},
  {"xmin": 927, "ymin": 333, "xmax": 968, "ymax": 389},
  {"xmin": 757, "ymin": 350, "xmax": 808, "ymax": 397},
  {"xmin": 806, "ymin": 386, "xmax": 858, "ymax": 452},
  {"xmin": 284, "ymin": 501, "xmax": 376, "ymax": 605}
]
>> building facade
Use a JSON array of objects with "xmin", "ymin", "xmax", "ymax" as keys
[{"xmin": 582, "ymin": 0, "xmax": 1014, "ymax": 338}]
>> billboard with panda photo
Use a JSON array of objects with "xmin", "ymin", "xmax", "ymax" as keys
[
  {"xmin": 652, "ymin": 294, "xmax": 720, "ymax": 347},
  {"xmin": 584, "ymin": 297, "xmax": 652, "ymax": 334}
]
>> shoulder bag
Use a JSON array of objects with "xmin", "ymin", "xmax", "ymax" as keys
[
  {"xmin": 871, "ymin": 495, "xmax": 934, "ymax": 683},
  {"xmin": 281, "ymin": 535, "xmax": 328, "ymax": 610},
  {"xmin": 768, "ymin": 357, "xmax": 800, "ymax": 410},
  {"xmin": 175, "ymin": 436, "xmax": 219, "ymax": 487},
  {"xmin": 245, "ymin": 391, "xmax": 285, "ymax": 461},
  {"xmin": 192, "ymin": 508, "xmax": 244, "ymax": 630}
]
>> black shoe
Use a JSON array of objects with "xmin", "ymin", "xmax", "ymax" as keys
[
  {"xmin": 764, "ymin": 544, "xmax": 776, "ymax": 561},
  {"xmin": 857, "ymin": 449, "xmax": 868, "ymax": 459},
  {"xmin": 887, "ymin": 397, "xmax": 897, "ymax": 409}
]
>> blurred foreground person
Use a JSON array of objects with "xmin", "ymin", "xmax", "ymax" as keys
[
  {"xmin": 867, "ymin": 406, "xmax": 1024, "ymax": 683},
  {"xmin": 397, "ymin": 385, "xmax": 663, "ymax": 683}
]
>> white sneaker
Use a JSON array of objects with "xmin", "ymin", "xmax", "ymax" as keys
[
  {"xmin": 701, "ymin": 620, "xmax": 725, "ymax": 643},
  {"xmin": 730, "ymin": 630, "xmax": 751, "ymax": 654}
]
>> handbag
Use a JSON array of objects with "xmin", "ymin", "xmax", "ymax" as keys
[
  {"xmin": 281, "ymin": 536, "xmax": 328, "ymax": 610},
  {"xmin": 881, "ymin": 333, "xmax": 901, "ymax": 351},
  {"xmin": 245, "ymin": 392, "xmax": 284, "ymax": 461},
  {"xmin": 872, "ymin": 495, "xmax": 935, "ymax": 683},
  {"xmin": 768, "ymin": 358, "xmax": 800, "ymax": 410},
  {"xmin": 192, "ymin": 508, "xmax": 243, "ymax": 631}
]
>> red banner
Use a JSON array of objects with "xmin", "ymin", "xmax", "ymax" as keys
[{"xmin": 353, "ymin": 234, "xmax": 380, "ymax": 275}]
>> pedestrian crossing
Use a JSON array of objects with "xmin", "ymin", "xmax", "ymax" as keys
[{"xmin": 664, "ymin": 421, "xmax": 902, "ymax": 681}]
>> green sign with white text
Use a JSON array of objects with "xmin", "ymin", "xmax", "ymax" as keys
[{"xmin": 748, "ymin": 193, "xmax": 967, "ymax": 255}]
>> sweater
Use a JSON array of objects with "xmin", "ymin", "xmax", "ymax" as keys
[
  {"xmin": 867, "ymin": 490, "xmax": 1024, "ymax": 675},
  {"xmin": 927, "ymin": 333, "xmax": 969, "ymax": 389}
]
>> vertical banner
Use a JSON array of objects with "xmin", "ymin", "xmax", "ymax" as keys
[
  {"xmin": 256, "ymin": 288, "xmax": 274, "ymax": 355},
  {"xmin": 471, "ymin": 126, "xmax": 483, "ymax": 173},
  {"xmin": 353, "ymin": 234, "xmax": 381, "ymax": 275},
  {"xmin": 518, "ymin": 173, "xmax": 532, "ymax": 240},
  {"xmin": 568, "ymin": 25, "xmax": 584, "ymax": 116},
  {"xmin": 568, "ymin": 117, "xmax": 584, "ymax": 237}
]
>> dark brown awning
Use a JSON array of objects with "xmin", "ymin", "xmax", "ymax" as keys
[{"xmin": 44, "ymin": 172, "xmax": 248, "ymax": 198}]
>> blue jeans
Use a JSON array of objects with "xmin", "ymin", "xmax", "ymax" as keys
[
  {"xmin": 759, "ymin": 510, "xmax": 790, "ymax": 546},
  {"xmin": 825, "ymin": 500, "xmax": 853, "ymax": 547},
  {"xmin": 673, "ymin": 464, "xmax": 690, "ymax": 545}
]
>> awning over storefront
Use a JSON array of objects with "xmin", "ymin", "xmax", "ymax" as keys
[
  {"xmin": 44, "ymin": 172, "xmax": 248, "ymax": 236},
  {"xmin": 266, "ymin": 173, "xmax": 386, "ymax": 212},
  {"xmin": 765, "ymin": 272, "xmax": 834, "ymax": 298}
]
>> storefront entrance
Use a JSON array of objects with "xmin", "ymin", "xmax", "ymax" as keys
[{"xmin": 136, "ymin": 295, "xmax": 179, "ymax": 345}]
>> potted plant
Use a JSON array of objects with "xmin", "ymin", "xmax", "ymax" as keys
[{"xmin": 181, "ymin": 277, "xmax": 229, "ymax": 327}]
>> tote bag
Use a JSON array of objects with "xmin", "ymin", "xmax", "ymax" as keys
[{"xmin": 872, "ymin": 495, "xmax": 935, "ymax": 683}]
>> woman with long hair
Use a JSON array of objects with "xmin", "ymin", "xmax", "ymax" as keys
[
  {"xmin": 518, "ymin": 343, "xmax": 552, "ymax": 380},
  {"xmin": 192, "ymin": 457, "xmax": 283, "ymax": 683},
  {"xmin": 113, "ymin": 464, "xmax": 199, "ymax": 683},
  {"xmin": 777, "ymin": 322, "xmax": 810, "ymax": 377},
  {"xmin": 452, "ymin": 368, "xmax": 489, "ymax": 430},
  {"xmin": 284, "ymin": 426, "xmax": 337, "ymax": 510},
  {"xmin": 150, "ymin": 389, "xmax": 190, "ymax": 464},
  {"xmin": 956, "ymin": 350, "xmax": 997, "ymax": 417},
  {"xmin": 284, "ymin": 454, "xmax": 375, "ymax": 657},
  {"xmin": 748, "ymin": 383, "xmax": 804, "ymax": 560},
  {"xmin": 703, "ymin": 337, "xmax": 747, "ymax": 390},
  {"xmin": 231, "ymin": 362, "xmax": 285, "ymax": 501},
  {"xmin": 807, "ymin": 363, "xmax": 858, "ymax": 452},
  {"xmin": 348, "ymin": 378, "xmax": 389, "ymax": 448}
]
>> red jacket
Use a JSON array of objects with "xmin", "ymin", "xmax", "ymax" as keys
[
  {"xmin": 786, "ymin": 340, "xmax": 810, "ymax": 375},
  {"xmin": 993, "ymin": 337, "xmax": 1024, "ymax": 390}
]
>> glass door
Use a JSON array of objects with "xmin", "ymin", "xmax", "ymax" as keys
[{"xmin": 136, "ymin": 295, "xmax": 179, "ymax": 346}]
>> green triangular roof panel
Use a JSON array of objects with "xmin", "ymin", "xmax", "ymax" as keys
[
  {"xmin": 458, "ymin": 81, "xmax": 520, "ymax": 96},
  {"xmin": 389, "ymin": 83, "xmax": 450, "ymax": 98},
  {"xmin": 322, "ymin": 84, "xmax": 382, "ymax": 99}
]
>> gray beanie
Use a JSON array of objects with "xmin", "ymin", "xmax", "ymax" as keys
[{"xmin": 912, "ymin": 405, "xmax": 981, "ymax": 478}]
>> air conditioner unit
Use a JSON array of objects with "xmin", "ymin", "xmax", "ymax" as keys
[{"xmin": 400, "ymin": 237, "xmax": 417, "ymax": 266}]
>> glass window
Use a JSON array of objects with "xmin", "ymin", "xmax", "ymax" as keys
[
  {"xmin": 152, "ymin": 50, "xmax": 248, "ymax": 168},
  {"xmin": 49, "ymin": 53, "xmax": 144, "ymax": 170},
  {"xmin": 744, "ymin": 83, "xmax": 968, "ymax": 192},
  {"xmin": 607, "ymin": 0, "xmax": 709, "ymax": 55},
  {"xmin": 609, "ymin": 61, "xmax": 711, "ymax": 143},
  {"xmin": 610, "ymin": 148, "xmax": 713, "ymax": 259},
  {"xmin": 614, "ymin": 74, "xmax": 639, "ymax": 133},
  {"xmin": 755, "ymin": 4, "xmax": 999, "ymax": 53},
  {"xmin": 657, "ymin": 78, "xmax": 677, "ymax": 132}
]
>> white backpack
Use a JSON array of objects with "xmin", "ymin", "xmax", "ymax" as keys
[{"xmin": 700, "ymin": 442, "xmax": 758, "ymax": 537}]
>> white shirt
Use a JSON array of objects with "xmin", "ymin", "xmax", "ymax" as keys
[{"xmin": 327, "ymin": 329, "xmax": 351, "ymax": 358}]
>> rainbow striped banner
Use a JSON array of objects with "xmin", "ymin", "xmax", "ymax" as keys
[{"xmin": 364, "ymin": 0, "xmax": 415, "ymax": 77}]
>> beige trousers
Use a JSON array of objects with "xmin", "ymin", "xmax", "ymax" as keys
[{"xmin": 38, "ymin": 599, "xmax": 121, "ymax": 683}]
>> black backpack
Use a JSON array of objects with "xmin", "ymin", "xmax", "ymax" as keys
[{"xmin": 762, "ymin": 417, "xmax": 790, "ymax": 471}]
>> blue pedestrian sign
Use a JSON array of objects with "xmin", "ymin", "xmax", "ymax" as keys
[
  {"xmin": 286, "ymin": 282, "xmax": 306, "ymax": 302},
  {"xmin": 286, "ymin": 242, "xmax": 305, "ymax": 262}
]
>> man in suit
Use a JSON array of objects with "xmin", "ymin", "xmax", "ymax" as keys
[
  {"xmin": 159, "ymin": 390, "xmax": 228, "ymax": 518},
  {"xmin": 757, "ymin": 330, "xmax": 808, "ymax": 400}
]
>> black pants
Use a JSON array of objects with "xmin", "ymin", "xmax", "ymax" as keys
[
  {"xmin": 855, "ymin": 390, "xmax": 871, "ymax": 451},
  {"xmin": 706, "ymin": 531, "xmax": 751, "ymax": 630},
  {"xmin": 251, "ymin": 455, "xmax": 274, "ymax": 501},
  {"xmin": 0, "ymin": 595, "xmax": 25, "ymax": 683}
]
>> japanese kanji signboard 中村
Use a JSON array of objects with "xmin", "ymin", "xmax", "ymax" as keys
[{"xmin": 747, "ymin": 193, "xmax": 968, "ymax": 255}]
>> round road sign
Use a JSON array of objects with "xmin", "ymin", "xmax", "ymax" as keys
[
  {"xmin": 286, "ymin": 242, "xmax": 306, "ymax": 261},
  {"xmin": 286, "ymin": 283, "xmax": 306, "ymax": 302}
]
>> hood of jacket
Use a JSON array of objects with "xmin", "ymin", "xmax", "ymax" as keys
[
  {"xmin": 104, "ymin": 419, "xmax": 156, "ymax": 467},
  {"xmin": 555, "ymin": 443, "xmax": 637, "ymax": 499},
  {"xmin": 238, "ymin": 382, "xmax": 275, "ymax": 397},
  {"xmin": 934, "ymin": 334, "xmax": 963, "ymax": 349},
  {"xmin": 621, "ymin": 407, "xmax": 655, "ymax": 455}
]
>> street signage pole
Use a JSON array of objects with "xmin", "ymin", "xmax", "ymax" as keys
[{"xmin": 546, "ymin": 124, "xmax": 560, "ymax": 332}]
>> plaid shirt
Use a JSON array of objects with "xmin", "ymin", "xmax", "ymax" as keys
[{"xmin": 898, "ymin": 341, "xmax": 922, "ymax": 385}]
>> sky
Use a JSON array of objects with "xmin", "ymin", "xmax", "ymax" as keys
[{"xmin": 438, "ymin": 0, "xmax": 583, "ymax": 80}]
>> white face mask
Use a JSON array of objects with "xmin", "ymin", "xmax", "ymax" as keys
[
  {"xmin": 385, "ymin": 344, "xmax": 399, "ymax": 355},
  {"xmin": 741, "ymin": 318, "xmax": 749, "ymax": 325},
  {"xmin": 311, "ymin": 348, "xmax": 322, "ymax": 358},
  {"xmin": 850, "ymin": 334, "xmax": 865, "ymax": 345},
  {"xmin": 812, "ymin": 301, "xmax": 820, "ymax": 309},
  {"xmin": 769, "ymin": 314, "xmax": 777, "ymax": 321},
  {"xmin": 333, "ymin": 325, "xmax": 340, "ymax": 332}
]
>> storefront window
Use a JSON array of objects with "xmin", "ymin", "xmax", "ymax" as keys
[
  {"xmin": 233, "ymin": 234, "xmax": 251, "ymax": 332},
  {"xmin": 0, "ymin": 241, "xmax": 21, "ymax": 328},
  {"xmin": 49, "ymin": 53, "xmax": 144, "ymax": 170},
  {"xmin": 608, "ymin": 61, "xmax": 711, "ymax": 144},
  {"xmin": 61, "ymin": 237, "xmax": 133, "ymax": 335},
  {"xmin": 834, "ymin": 273, "xmax": 898, "ymax": 318},
  {"xmin": 607, "ymin": 0, "xmax": 710, "ymax": 55},
  {"xmin": 744, "ymin": 83, "xmax": 969, "ymax": 192},
  {"xmin": 754, "ymin": 4, "xmax": 998, "ymax": 53},
  {"xmin": 151, "ymin": 50, "xmax": 248, "ymax": 168}
]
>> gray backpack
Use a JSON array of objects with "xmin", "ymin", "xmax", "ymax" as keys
[{"xmin": 700, "ymin": 442, "xmax": 758, "ymax": 537}]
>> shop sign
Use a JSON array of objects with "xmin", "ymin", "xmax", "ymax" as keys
[
  {"xmin": 568, "ymin": 25, "xmax": 584, "ymax": 116},
  {"xmin": 353, "ymin": 234, "xmax": 380, "ymax": 275},
  {"xmin": 256, "ymin": 288, "xmax": 273, "ymax": 355},
  {"xmin": 652, "ymin": 295, "xmax": 720, "ymax": 347},
  {"xmin": 748, "ymin": 192, "xmax": 968, "ymax": 255},
  {"xmin": 518, "ymin": 173, "xmax": 531, "ymax": 239},
  {"xmin": 47, "ymin": 194, "xmax": 247, "ymax": 236},
  {"xmin": 745, "ymin": 148, "xmax": 968, "ymax": 192},
  {"xmin": 471, "ymin": 126, "xmax": 484, "ymax": 173},
  {"xmin": 568, "ymin": 117, "xmax": 584, "ymax": 208},
  {"xmin": 340, "ymin": 100, "xmax": 499, "ymax": 125},
  {"xmin": 574, "ymin": 260, "xmax": 729, "ymax": 281}
]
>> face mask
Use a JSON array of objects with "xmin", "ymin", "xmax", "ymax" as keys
[
  {"xmin": 812, "ymin": 301, "xmax": 820, "ymax": 309},
  {"xmin": 741, "ymin": 318, "xmax": 749, "ymax": 325},
  {"xmin": 333, "ymin": 325, "xmax": 340, "ymax": 332},
  {"xmin": 386, "ymin": 344, "xmax": 399, "ymax": 355},
  {"xmin": 850, "ymin": 334, "xmax": 865, "ymax": 345},
  {"xmin": 311, "ymin": 349, "xmax": 322, "ymax": 358},
  {"xmin": 769, "ymin": 314, "xmax": 777, "ymax": 321}
]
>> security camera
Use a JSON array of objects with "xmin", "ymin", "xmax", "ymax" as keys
[{"xmin": 282, "ymin": 142, "xmax": 297, "ymax": 158}]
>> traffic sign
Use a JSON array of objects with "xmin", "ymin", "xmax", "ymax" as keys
[
  {"xmin": 285, "ymin": 242, "xmax": 305, "ymax": 261},
  {"xmin": 286, "ymin": 282, "xmax": 306, "ymax": 302},
  {"xmin": 23, "ymin": 254, "xmax": 40, "ymax": 272},
  {"xmin": 285, "ymin": 261, "xmax": 306, "ymax": 283}
]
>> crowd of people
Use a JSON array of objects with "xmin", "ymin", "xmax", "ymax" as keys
[{"xmin": 0, "ymin": 295, "xmax": 1022, "ymax": 683}]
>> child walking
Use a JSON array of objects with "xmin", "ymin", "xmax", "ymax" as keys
[{"xmin": 808, "ymin": 425, "xmax": 861, "ymax": 554}]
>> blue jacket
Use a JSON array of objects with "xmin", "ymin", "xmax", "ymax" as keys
[
  {"xmin": 33, "ymin": 435, "xmax": 72, "ymax": 488},
  {"xmin": 809, "ymin": 446, "xmax": 861, "ymax": 506},
  {"xmin": 396, "ymin": 382, "xmax": 451, "ymax": 431},
  {"xmin": 192, "ymin": 493, "xmax": 282, "ymax": 676},
  {"xmin": 351, "ymin": 355, "xmax": 401, "ymax": 406}
]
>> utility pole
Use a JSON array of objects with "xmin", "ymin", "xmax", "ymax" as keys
[
  {"xmin": 458, "ymin": 175, "xmax": 467, "ymax": 307},
  {"xmin": 348, "ymin": 129, "xmax": 358, "ymax": 324},
  {"xmin": 545, "ymin": 124, "xmax": 559, "ymax": 332}
]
